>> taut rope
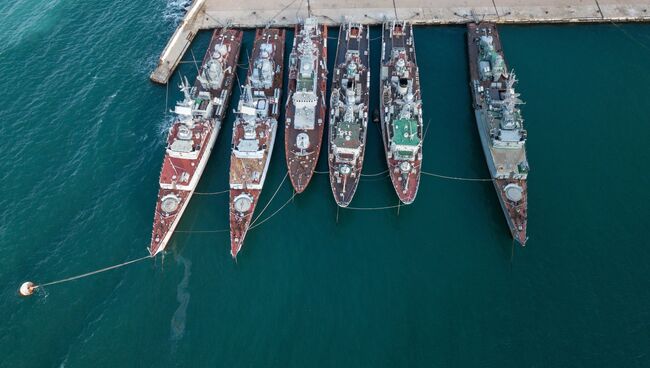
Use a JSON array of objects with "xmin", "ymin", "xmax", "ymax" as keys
[{"xmin": 30, "ymin": 254, "xmax": 152, "ymax": 290}]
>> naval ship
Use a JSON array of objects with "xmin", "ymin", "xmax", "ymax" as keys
[
  {"xmin": 197, "ymin": 29, "xmax": 243, "ymax": 119},
  {"xmin": 285, "ymin": 17, "xmax": 328, "ymax": 193},
  {"xmin": 328, "ymin": 23, "xmax": 370, "ymax": 207},
  {"xmin": 149, "ymin": 29, "xmax": 242, "ymax": 256},
  {"xmin": 380, "ymin": 21, "xmax": 424, "ymax": 204},
  {"xmin": 467, "ymin": 23, "xmax": 529, "ymax": 245},
  {"xmin": 229, "ymin": 28, "xmax": 285, "ymax": 258}
]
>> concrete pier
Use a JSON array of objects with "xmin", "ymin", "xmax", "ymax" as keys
[{"xmin": 150, "ymin": 0, "xmax": 649, "ymax": 84}]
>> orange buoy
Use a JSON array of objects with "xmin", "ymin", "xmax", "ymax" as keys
[{"xmin": 19, "ymin": 282, "xmax": 36, "ymax": 297}]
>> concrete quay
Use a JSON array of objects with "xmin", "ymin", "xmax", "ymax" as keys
[{"xmin": 150, "ymin": 0, "xmax": 650, "ymax": 84}]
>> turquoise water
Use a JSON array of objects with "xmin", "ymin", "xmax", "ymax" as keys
[{"xmin": 2, "ymin": 0, "xmax": 650, "ymax": 366}]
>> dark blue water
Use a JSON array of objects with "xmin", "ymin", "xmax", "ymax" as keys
[{"xmin": 1, "ymin": 1, "xmax": 649, "ymax": 366}]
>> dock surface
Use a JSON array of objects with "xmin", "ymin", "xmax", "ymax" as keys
[{"xmin": 150, "ymin": 0, "xmax": 650, "ymax": 83}]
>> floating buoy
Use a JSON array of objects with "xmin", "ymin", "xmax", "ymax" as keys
[{"xmin": 19, "ymin": 282, "xmax": 36, "ymax": 297}]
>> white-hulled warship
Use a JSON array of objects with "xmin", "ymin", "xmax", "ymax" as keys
[
  {"xmin": 467, "ymin": 22, "xmax": 529, "ymax": 245},
  {"xmin": 328, "ymin": 23, "xmax": 370, "ymax": 207},
  {"xmin": 380, "ymin": 21, "xmax": 424, "ymax": 204}
]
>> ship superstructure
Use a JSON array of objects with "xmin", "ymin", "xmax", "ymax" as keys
[
  {"xmin": 467, "ymin": 22, "xmax": 529, "ymax": 245},
  {"xmin": 149, "ymin": 29, "xmax": 242, "ymax": 256},
  {"xmin": 285, "ymin": 17, "xmax": 328, "ymax": 193},
  {"xmin": 328, "ymin": 23, "xmax": 370, "ymax": 207},
  {"xmin": 229, "ymin": 28, "xmax": 285, "ymax": 258},
  {"xmin": 197, "ymin": 29, "xmax": 243, "ymax": 120},
  {"xmin": 380, "ymin": 21, "xmax": 423, "ymax": 204}
]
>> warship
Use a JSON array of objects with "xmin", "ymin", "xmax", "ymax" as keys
[
  {"xmin": 467, "ymin": 23, "xmax": 529, "ymax": 245},
  {"xmin": 284, "ymin": 17, "xmax": 328, "ymax": 193},
  {"xmin": 196, "ymin": 29, "xmax": 243, "ymax": 120},
  {"xmin": 149, "ymin": 29, "xmax": 242, "ymax": 256},
  {"xmin": 328, "ymin": 23, "xmax": 370, "ymax": 207},
  {"xmin": 229, "ymin": 28, "xmax": 285, "ymax": 258},
  {"xmin": 379, "ymin": 21, "xmax": 424, "ymax": 204}
]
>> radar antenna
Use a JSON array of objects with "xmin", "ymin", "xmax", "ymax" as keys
[{"xmin": 179, "ymin": 76, "xmax": 192, "ymax": 101}]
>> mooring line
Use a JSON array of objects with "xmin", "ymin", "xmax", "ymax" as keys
[
  {"xmin": 361, "ymin": 169, "xmax": 388, "ymax": 177},
  {"xmin": 267, "ymin": 0, "xmax": 300, "ymax": 25},
  {"xmin": 164, "ymin": 80, "xmax": 169, "ymax": 115},
  {"xmin": 360, "ymin": 174, "xmax": 390, "ymax": 182},
  {"xmin": 27, "ymin": 254, "xmax": 152, "ymax": 291},
  {"xmin": 190, "ymin": 49, "xmax": 200, "ymax": 73},
  {"xmin": 345, "ymin": 203, "xmax": 408, "ymax": 211},
  {"xmin": 421, "ymin": 171, "xmax": 492, "ymax": 182},
  {"xmin": 312, "ymin": 169, "xmax": 389, "ymax": 177},
  {"xmin": 194, "ymin": 189, "xmax": 229, "ymax": 195},
  {"xmin": 175, "ymin": 228, "xmax": 228, "ymax": 233},
  {"xmin": 250, "ymin": 172, "xmax": 289, "ymax": 226},
  {"xmin": 249, "ymin": 193, "xmax": 297, "ymax": 230},
  {"xmin": 608, "ymin": 20, "xmax": 650, "ymax": 53}
]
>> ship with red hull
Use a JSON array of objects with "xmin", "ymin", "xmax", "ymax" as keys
[
  {"xmin": 328, "ymin": 23, "xmax": 370, "ymax": 207},
  {"xmin": 229, "ymin": 28, "xmax": 285, "ymax": 258},
  {"xmin": 467, "ymin": 23, "xmax": 529, "ymax": 245},
  {"xmin": 380, "ymin": 21, "xmax": 424, "ymax": 204},
  {"xmin": 197, "ymin": 29, "xmax": 243, "ymax": 119},
  {"xmin": 285, "ymin": 17, "xmax": 328, "ymax": 193},
  {"xmin": 149, "ymin": 29, "xmax": 242, "ymax": 256}
]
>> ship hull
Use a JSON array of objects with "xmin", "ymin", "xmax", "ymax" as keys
[
  {"xmin": 229, "ymin": 188, "xmax": 259, "ymax": 258},
  {"xmin": 379, "ymin": 21, "xmax": 423, "ymax": 205},
  {"xmin": 328, "ymin": 24, "xmax": 370, "ymax": 207},
  {"xmin": 285, "ymin": 23, "xmax": 328, "ymax": 193},
  {"xmin": 229, "ymin": 28, "xmax": 285, "ymax": 258},
  {"xmin": 149, "ymin": 29, "xmax": 242, "ymax": 256},
  {"xmin": 229, "ymin": 118, "xmax": 277, "ymax": 257},
  {"xmin": 467, "ymin": 22, "xmax": 528, "ymax": 244},
  {"xmin": 150, "ymin": 120, "xmax": 219, "ymax": 256}
]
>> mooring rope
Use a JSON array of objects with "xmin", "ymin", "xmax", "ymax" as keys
[
  {"xmin": 175, "ymin": 174, "xmax": 290, "ymax": 234},
  {"xmin": 249, "ymin": 193, "xmax": 297, "ymax": 230},
  {"xmin": 175, "ymin": 228, "xmax": 228, "ymax": 233},
  {"xmin": 360, "ymin": 174, "xmax": 390, "ymax": 182},
  {"xmin": 421, "ymin": 171, "xmax": 492, "ymax": 182},
  {"xmin": 345, "ymin": 203, "xmax": 407, "ymax": 210},
  {"xmin": 190, "ymin": 49, "xmax": 200, "ymax": 73},
  {"xmin": 361, "ymin": 169, "xmax": 388, "ymax": 177},
  {"xmin": 294, "ymin": 0, "xmax": 305, "ymax": 19},
  {"xmin": 609, "ymin": 20, "xmax": 650, "ymax": 53},
  {"xmin": 164, "ymin": 80, "xmax": 169, "ymax": 115},
  {"xmin": 194, "ymin": 189, "xmax": 229, "ymax": 195},
  {"xmin": 250, "ymin": 172, "xmax": 289, "ymax": 226},
  {"xmin": 312, "ymin": 169, "xmax": 389, "ymax": 177},
  {"xmin": 267, "ymin": 0, "xmax": 300, "ymax": 25},
  {"xmin": 31, "ymin": 254, "xmax": 153, "ymax": 289}
]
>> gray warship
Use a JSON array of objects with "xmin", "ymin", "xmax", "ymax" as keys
[{"xmin": 467, "ymin": 22, "xmax": 529, "ymax": 245}]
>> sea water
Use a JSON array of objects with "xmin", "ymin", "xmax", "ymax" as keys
[{"xmin": 1, "ymin": 0, "xmax": 649, "ymax": 366}]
